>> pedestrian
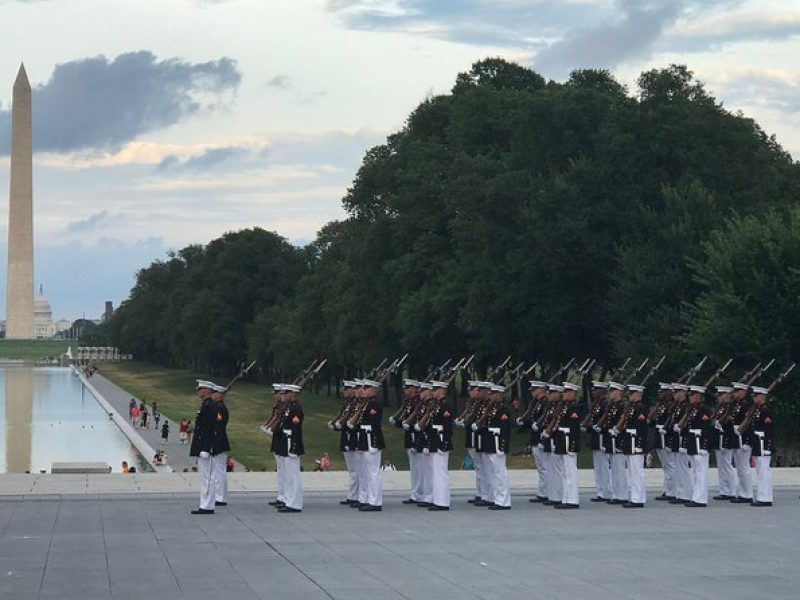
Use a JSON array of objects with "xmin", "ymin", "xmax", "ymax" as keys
[
  {"xmin": 131, "ymin": 404, "xmax": 140, "ymax": 428},
  {"xmin": 128, "ymin": 398, "xmax": 136, "ymax": 422},
  {"xmin": 179, "ymin": 418, "xmax": 189, "ymax": 444},
  {"xmin": 161, "ymin": 420, "xmax": 169, "ymax": 445},
  {"xmin": 154, "ymin": 409, "xmax": 161, "ymax": 430}
]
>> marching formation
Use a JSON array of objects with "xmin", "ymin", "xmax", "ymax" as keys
[{"xmin": 188, "ymin": 355, "xmax": 793, "ymax": 515}]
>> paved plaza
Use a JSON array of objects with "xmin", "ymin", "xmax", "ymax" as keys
[{"xmin": 1, "ymin": 483, "xmax": 798, "ymax": 600}]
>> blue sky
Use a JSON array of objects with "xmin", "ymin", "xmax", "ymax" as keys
[{"xmin": 0, "ymin": 0, "xmax": 798, "ymax": 320}]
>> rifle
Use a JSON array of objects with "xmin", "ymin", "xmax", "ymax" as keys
[
  {"xmin": 702, "ymin": 358, "xmax": 732, "ymax": 388},
  {"xmin": 622, "ymin": 358, "xmax": 649, "ymax": 385},
  {"xmin": 488, "ymin": 355, "xmax": 512, "ymax": 382},
  {"xmin": 424, "ymin": 358, "xmax": 452, "ymax": 382},
  {"xmin": 679, "ymin": 355, "xmax": 708, "ymax": 384},
  {"xmin": 224, "ymin": 360, "xmax": 257, "ymax": 391},
  {"xmin": 737, "ymin": 364, "xmax": 795, "ymax": 436},
  {"xmin": 608, "ymin": 357, "xmax": 631, "ymax": 380},
  {"xmin": 296, "ymin": 358, "xmax": 327, "ymax": 387},
  {"xmin": 548, "ymin": 357, "xmax": 575, "ymax": 383},
  {"xmin": 738, "ymin": 361, "xmax": 761, "ymax": 382},
  {"xmin": 768, "ymin": 363, "xmax": 796, "ymax": 393},
  {"xmin": 639, "ymin": 355, "xmax": 666, "ymax": 387},
  {"xmin": 368, "ymin": 358, "xmax": 388, "ymax": 379},
  {"xmin": 746, "ymin": 358, "xmax": 775, "ymax": 385}
]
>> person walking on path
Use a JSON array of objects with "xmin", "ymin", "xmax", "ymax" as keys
[
  {"xmin": 161, "ymin": 420, "xmax": 170, "ymax": 445},
  {"xmin": 179, "ymin": 418, "xmax": 189, "ymax": 444},
  {"xmin": 131, "ymin": 404, "xmax": 140, "ymax": 428}
]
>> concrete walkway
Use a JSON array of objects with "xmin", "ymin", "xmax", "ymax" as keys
[{"xmin": 1, "ymin": 488, "xmax": 798, "ymax": 600}]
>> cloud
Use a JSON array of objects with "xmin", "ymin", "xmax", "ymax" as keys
[
  {"xmin": 666, "ymin": 12, "xmax": 800, "ymax": 52},
  {"xmin": 159, "ymin": 145, "xmax": 255, "ymax": 171},
  {"xmin": 267, "ymin": 75, "xmax": 292, "ymax": 89},
  {"xmin": 714, "ymin": 69, "xmax": 800, "ymax": 113},
  {"xmin": 65, "ymin": 211, "xmax": 122, "ymax": 233},
  {"xmin": 0, "ymin": 51, "xmax": 241, "ymax": 155}
]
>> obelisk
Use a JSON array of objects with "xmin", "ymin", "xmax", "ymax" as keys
[{"xmin": 6, "ymin": 64, "xmax": 34, "ymax": 339}]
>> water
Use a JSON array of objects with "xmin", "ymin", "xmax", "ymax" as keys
[{"xmin": 0, "ymin": 364, "xmax": 143, "ymax": 473}]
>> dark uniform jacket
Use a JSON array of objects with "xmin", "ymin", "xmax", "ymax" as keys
[
  {"xmin": 465, "ymin": 400, "xmax": 481, "ymax": 450},
  {"xmin": 539, "ymin": 403, "xmax": 558, "ymax": 453},
  {"xmin": 528, "ymin": 400, "xmax": 547, "ymax": 447},
  {"xmin": 211, "ymin": 401, "xmax": 231, "ymax": 456},
  {"xmin": 275, "ymin": 402, "xmax": 304, "ymax": 457},
  {"xmin": 189, "ymin": 398, "xmax": 215, "ymax": 457},
  {"xmin": 681, "ymin": 404, "xmax": 714, "ymax": 455},
  {"xmin": 666, "ymin": 403, "xmax": 687, "ymax": 452},
  {"xmin": 620, "ymin": 404, "xmax": 649, "ymax": 455},
  {"xmin": 586, "ymin": 400, "xmax": 606, "ymax": 451},
  {"xmin": 649, "ymin": 402, "xmax": 670, "ymax": 450},
  {"xmin": 602, "ymin": 402, "xmax": 625, "ymax": 455},
  {"xmin": 708, "ymin": 404, "xmax": 727, "ymax": 451},
  {"xmin": 723, "ymin": 399, "xmax": 749, "ymax": 449},
  {"xmin": 393, "ymin": 398, "xmax": 418, "ymax": 450},
  {"xmin": 356, "ymin": 400, "xmax": 385, "ymax": 451},
  {"xmin": 553, "ymin": 404, "xmax": 581, "ymax": 455},
  {"xmin": 747, "ymin": 407, "xmax": 774, "ymax": 457},
  {"xmin": 481, "ymin": 405, "xmax": 511, "ymax": 454},
  {"xmin": 425, "ymin": 402, "xmax": 453, "ymax": 453}
]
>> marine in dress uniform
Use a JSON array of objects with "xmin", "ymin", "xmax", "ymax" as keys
[
  {"xmin": 553, "ymin": 382, "xmax": 582, "ymax": 509},
  {"xmin": 482, "ymin": 385, "xmax": 512, "ymax": 510},
  {"xmin": 268, "ymin": 384, "xmax": 289, "ymax": 508},
  {"xmin": 356, "ymin": 379, "xmax": 386, "ymax": 511},
  {"xmin": 210, "ymin": 384, "xmax": 231, "ymax": 507},
  {"xmin": 681, "ymin": 385, "xmax": 714, "ymax": 507},
  {"xmin": 335, "ymin": 380, "xmax": 360, "ymax": 506},
  {"xmin": 425, "ymin": 381, "xmax": 454, "ymax": 510},
  {"xmin": 727, "ymin": 382, "xmax": 754, "ymax": 503},
  {"xmin": 275, "ymin": 384, "xmax": 305, "ymax": 513},
  {"xmin": 541, "ymin": 385, "xmax": 565, "ymax": 506},
  {"xmin": 394, "ymin": 379, "xmax": 424, "ymax": 505},
  {"xmin": 586, "ymin": 381, "xmax": 612, "ymax": 502},
  {"xmin": 412, "ymin": 383, "xmax": 435, "ymax": 508},
  {"xmin": 739, "ymin": 386, "xmax": 774, "ymax": 507},
  {"xmin": 615, "ymin": 384, "xmax": 648, "ymax": 508},
  {"xmin": 667, "ymin": 384, "xmax": 692, "ymax": 505},
  {"xmin": 467, "ymin": 381, "xmax": 493, "ymax": 505},
  {"xmin": 520, "ymin": 380, "xmax": 549, "ymax": 503},
  {"xmin": 603, "ymin": 382, "xmax": 628, "ymax": 505},
  {"xmin": 650, "ymin": 383, "xmax": 676, "ymax": 501},
  {"xmin": 712, "ymin": 386, "xmax": 737, "ymax": 500},
  {"xmin": 190, "ymin": 380, "xmax": 219, "ymax": 515}
]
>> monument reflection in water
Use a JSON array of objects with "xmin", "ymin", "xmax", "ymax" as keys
[{"xmin": 0, "ymin": 365, "xmax": 140, "ymax": 473}]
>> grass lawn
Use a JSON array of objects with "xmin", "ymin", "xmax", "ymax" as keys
[
  {"xmin": 98, "ymin": 361, "xmax": 594, "ymax": 472},
  {"xmin": 0, "ymin": 339, "xmax": 75, "ymax": 360}
]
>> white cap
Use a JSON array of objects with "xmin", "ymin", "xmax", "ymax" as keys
[
  {"xmin": 672, "ymin": 383, "xmax": 689, "ymax": 391},
  {"xmin": 608, "ymin": 382, "xmax": 626, "ymax": 391},
  {"xmin": 490, "ymin": 385, "xmax": 506, "ymax": 394},
  {"xmin": 476, "ymin": 381, "xmax": 493, "ymax": 389},
  {"xmin": 403, "ymin": 379, "xmax": 421, "ymax": 388},
  {"xmin": 272, "ymin": 383, "xmax": 285, "ymax": 392},
  {"xmin": 731, "ymin": 382, "xmax": 749, "ymax": 391},
  {"xmin": 419, "ymin": 382, "xmax": 433, "ymax": 390},
  {"xmin": 751, "ymin": 385, "xmax": 769, "ymax": 396},
  {"xmin": 627, "ymin": 384, "xmax": 645, "ymax": 393},
  {"xmin": 467, "ymin": 380, "xmax": 480, "ymax": 388},
  {"xmin": 529, "ymin": 380, "xmax": 548, "ymax": 388},
  {"xmin": 548, "ymin": 384, "xmax": 565, "ymax": 393},
  {"xmin": 591, "ymin": 381, "xmax": 609, "ymax": 389},
  {"xmin": 211, "ymin": 383, "xmax": 227, "ymax": 394},
  {"xmin": 342, "ymin": 380, "xmax": 356, "ymax": 388},
  {"xmin": 352, "ymin": 378, "xmax": 364, "ymax": 386},
  {"xmin": 563, "ymin": 382, "xmax": 580, "ymax": 392},
  {"xmin": 196, "ymin": 380, "xmax": 216, "ymax": 390},
  {"xmin": 431, "ymin": 380, "xmax": 449, "ymax": 389},
  {"xmin": 362, "ymin": 379, "xmax": 382, "ymax": 389},
  {"xmin": 658, "ymin": 382, "xmax": 674, "ymax": 391},
  {"xmin": 715, "ymin": 385, "xmax": 733, "ymax": 394},
  {"xmin": 284, "ymin": 384, "xmax": 302, "ymax": 393},
  {"xmin": 689, "ymin": 385, "xmax": 707, "ymax": 395}
]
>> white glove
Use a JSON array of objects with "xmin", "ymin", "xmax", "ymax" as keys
[
  {"xmin": 541, "ymin": 431, "xmax": 550, "ymax": 440},
  {"xmin": 516, "ymin": 417, "xmax": 524, "ymax": 426},
  {"xmin": 388, "ymin": 417, "xmax": 396, "ymax": 425},
  {"xmin": 673, "ymin": 425, "xmax": 681, "ymax": 433},
  {"xmin": 610, "ymin": 428, "xmax": 618, "ymax": 437},
  {"xmin": 592, "ymin": 425, "xmax": 601, "ymax": 433},
  {"xmin": 531, "ymin": 423, "xmax": 539, "ymax": 432},
  {"xmin": 733, "ymin": 426, "xmax": 740, "ymax": 435},
  {"xmin": 402, "ymin": 422, "xmax": 410, "ymax": 431},
  {"xmin": 199, "ymin": 451, "xmax": 210, "ymax": 459}
]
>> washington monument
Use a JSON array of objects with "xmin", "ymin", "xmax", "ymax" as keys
[{"xmin": 6, "ymin": 64, "xmax": 34, "ymax": 339}]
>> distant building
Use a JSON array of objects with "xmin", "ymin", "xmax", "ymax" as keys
[
  {"xmin": 54, "ymin": 319, "xmax": 71, "ymax": 334},
  {"xmin": 33, "ymin": 285, "xmax": 55, "ymax": 339},
  {"xmin": 103, "ymin": 301, "xmax": 113, "ymax": 322}
]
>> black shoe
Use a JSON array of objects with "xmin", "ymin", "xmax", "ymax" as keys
[
  {"xmin": 358, "ymin": 505, "xmax": 382, "ymax": 512},
  {"xmin": 607, "ymin": 499, "xmax": 624, "ymax": 505},
  {"xmin": 215, "ymin": 501, "xmax": 228, "ymax": 507},
  {"xmin": 530, "ymin": 496, "xmax": 549, "ymax": 503},
  {"xmin": 623, "ymin": 502, "xmax": 644, "ymax": 508},
  {"xmin": 685, "ymin": 501, "xmax": 707, "ymax": 507},
  {"xmin": 555, "ymin": 503, "xmax": 579, "ymax": 509},
  {"xmin": 190, "ymin": 509, "xmax": 214, "ymax": 515},
  {"xmin": 543, "ymin": 500, "xmax": 556, "ymax": 506},
  {"xmin": 590, "ymin": 496, "xmax": 607, "ymax": 503},
  {"xmin": 713, "ymin": 495, "xmax": 733, "ymax": 500},
  {"xmin": 654, "ymin": 493, "xmax": 670, "ymax": 501},
  {"xmin": 416, "ymin": 502, "xmax": 433, "ymax": 508},
  {"xmin": 278, "ymin": 506, "xmax": 302, "ymax": 513},
  {"xmin": 350, "ymin": 502, "xmax": 364, "ymax": 509},
  {"xmin": 428, "ymin": 505, "xmax": 450, "ymax": 511},
  {"xmin": 339, "ymin": 499, "xmax": 356, "ymax": 505},
  {"xmin": 468, "ymin": 496, "xmax": 479, "ymax": 504},
  {"xmin": 750, "ymin": 501, "xmax": 773, "ymax": 507},
  {"xmin": 488, "ymin": 504, "xmax": 511, "ymax": 510},
  {"xmin": 473, "ymin": 500, "xmax": 492, "ymax": 507},
  {"xmin": 731, "ymin": 497, "xmax": 751, "ymax": 504},
  {"xmin": 402, "ymin": 499, "xmax": 418, "ymax": 505},
  {"xmin": 668, "ymin": 498, "xmax": 686, "ymax": 504},
  {"xmin": 268, "ymin": 500, "xmax": 284, "ymax": 507}
]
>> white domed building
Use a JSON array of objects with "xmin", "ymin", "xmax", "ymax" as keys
[{"xmin": 34, "ymin": 285, "xmax": 56, "ymax": 339}]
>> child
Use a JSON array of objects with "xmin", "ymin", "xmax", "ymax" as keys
[{"xmin": 161, "ymin": 420, "xmax": 169, "ymax": 445}]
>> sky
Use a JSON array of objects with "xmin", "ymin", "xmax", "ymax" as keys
[{"xmin": 0, "ymin": 0, "xmax": 798, "ymax": 320}]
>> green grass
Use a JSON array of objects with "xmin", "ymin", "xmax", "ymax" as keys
[
  {"xmin": 98, "ymin": 361, "xmax": 595, "ymax": 472},
  {"xmin": 0, "ymin": 339, "xmax": 75, "ymax": 360}
]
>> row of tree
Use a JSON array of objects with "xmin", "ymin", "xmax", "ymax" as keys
[{"xmin": 106, "ymin": 60, "xmax": 800, "ymax": 436}]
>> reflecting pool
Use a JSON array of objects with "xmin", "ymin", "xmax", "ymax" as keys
[{"xmin": 0, "ymin": 364, "xmax": 142, "ymax": 473}]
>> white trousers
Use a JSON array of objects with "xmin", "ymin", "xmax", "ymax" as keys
[
  {"xmin": 408, "ymin": 449, "xmax": 424, "ymax": 501},
  {"xmin": 420, "ymin": 451, "xmax": 434, "ymax": 503},
  {"xmin": 533, "ymin": 445, "xmax": 549, "ymax": 499},
  {"xmin": 282, "ymin": 455, "xmax": 303, "ymax": 509},
  {"xmin": 358, "ymin": 450, "xmax": 383, "ymax": 507},
  {"xmin": 627, "ymin": 454, "xmax": 646, "ymax": 504},
  {"xmin": 469, "ymin": 449, "xmax": 490, "ymax": 500},
  {"xmin": 755, "ymin": 455, "xmax": 773, "ymax": 503},
  {"xmin": 674, "ymin": 451, "xmax": 691, "ymax": 501},
  {"xmin": 197, "ymin": 454, "xmax": 214, "ymax": 510},
  {"xmin": 690, "ymin": 453, "xmax": 709, "ymax": 505},
  {"xmin": 656, "ymin": 448, "xmax": 675, "ymax": 496},
  {"xmin": 611, "ymin": 454, "xmax": 628, "ymax": 501},
  {"xmin": 716, "ymin": 448, "xmax": 736, "ymax": 496},
  {"xmin": 343, "ymin": 451, "xmax": 359, "ymax": 501},
  {"xmin": 592, "ymin": 450, "xmax": 612, "ymax": 499},
  {"xmin": 432, "ymin": 451, "xmax": 451, "ymax": 507},
  {"xmin": 547, "ymin": 452, "xmax": 564, "ymax": 503},
  {"xmin": 212, "ymin": 452, "xmax": 228, "ymax": 503},
  {"xmin": 275, "ymin": 454, "xmax": 286, "ymax": 503},
  {"xmin": 561, "ymin": 454, "xmax": 579, "ymax": 505},
  {"xmin": 487, "ymin": 453, "xmax": 510, "ymax": 507},
  {"xmin": 735, "ymin": 446, "xmax": 753, "ymax": 499}
]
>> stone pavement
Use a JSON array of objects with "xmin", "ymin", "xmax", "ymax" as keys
[{"xmin": 0, "ymin": 488, "xmax": 798, "ymax": 600}]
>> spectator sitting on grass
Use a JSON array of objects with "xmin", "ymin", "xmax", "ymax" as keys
[{"xmin": 314, "ymin": 452, "xmax": 331, "ymax": 472}]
